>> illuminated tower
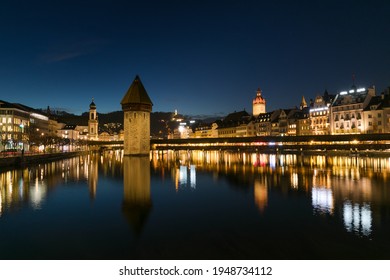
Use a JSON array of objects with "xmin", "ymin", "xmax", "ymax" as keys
[
  {"xmin": 88, "ymin": 98, "xmax": 99, "ymax": 140},
  {"xmin": 252, "ymin": 88, "xmax": 266, "ymax": 117},
  {"xmin": 121, "ymin": 75, "xmax": 153, "ymax": 156}
]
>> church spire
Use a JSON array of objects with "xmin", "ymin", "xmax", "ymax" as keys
[{"xmin": 300, "ymin": 95, "xmax": 308, "ymax": 110}]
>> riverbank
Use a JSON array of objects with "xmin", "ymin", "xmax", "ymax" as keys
[{"xmin": 0, "ymin": 151, "xmax": 88, "ymax": 169}]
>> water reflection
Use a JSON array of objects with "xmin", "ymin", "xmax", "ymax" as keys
[
  {"xmin": 151, "ymin": 150, "xmax": 389, "ymax": 238},
  {"xmin": 175, "ymin": 165, "xmax": 196, "ymax": 190},
  {"xmin": 254, "ymin": 178, "xmax": 268, "ymax": 212},
  {"xmin": 343, "ymin": 201, "xmax": 372, "ymax": 237},
  {"xmin": 0, "ymin": 151, "xmax": 123, "ymax": 216},
  {"xmin": 312, "ymin": 187, "xmax": 334, "ymax": 214},
  {"xmin": 1, "ymin": 150, "xmax": 389, "ymax": 242},
  {"xmin": 122, "ymin": 156, "xmax": 151, "ymax": 235}
]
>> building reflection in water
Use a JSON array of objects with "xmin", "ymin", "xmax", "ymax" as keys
[
  {"xmin": 0, "ymin": 152, "xmax": 125, "ymax": 216},
  {"xmin": 174, "ymin": 165, "xmax": 197, "ymax": 190},
  {"xmin": 122, "ymin": 156, "xmax": 152, "ymax": 235},
  {"xmin": 311, "ymin": 169, "xmax": 334, "ymax": 215},
  {"xmin": 152, "ymin": 150, "xmax": 389, "ymax": 238},
  {"xmin": 312, "ymin": 187, "xmax": 334, "ymax": 215},
  {"xmin": 343, "ymin": 201, "xmax": 372, "ymax": 237},
  {"xmin": 1, "ymin": 150, "xmax": 388, "ymax": 240},
  {"xmin": 254, "ymin": 178, "xmax": 268, "ymax": 212},
  {"xmin": 87, "ymin": 154, "xmax": 99, "ymax": 199}
]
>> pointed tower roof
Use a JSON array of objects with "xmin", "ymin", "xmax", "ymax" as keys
[
  {"xmin": 300, "ymin": 95, "xmax": 308, "ymax": 109},
  {"xmin": 121, "ymin": 75, "xmax": 153, "ymax": 111}
]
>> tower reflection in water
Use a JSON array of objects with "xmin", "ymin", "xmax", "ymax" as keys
[
  {"xmin": 122, "ymin": 156, "xmax": 152, "ymax": 235},
  {"xmin": 1, "ymin": 150, "xmax": 389, "ymax": 241}
]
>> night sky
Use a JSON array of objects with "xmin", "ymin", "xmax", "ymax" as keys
[{"xmin": 1, "ymin": 0, "xmax": 389, "ymax": 117}]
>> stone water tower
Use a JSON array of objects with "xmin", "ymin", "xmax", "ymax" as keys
[{"xmin": 121, "ymin": 75, "xmax": 153, "ymax": 156}]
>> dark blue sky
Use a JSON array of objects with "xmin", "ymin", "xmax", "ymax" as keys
[{"xmin": 1, "ymin": 0, "xmax": 389, "ymax": 117}]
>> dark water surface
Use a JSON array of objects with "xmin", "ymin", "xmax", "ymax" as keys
[{"xmin": 0, "ymin": 150, "xmax": 389, "ymax": 259}]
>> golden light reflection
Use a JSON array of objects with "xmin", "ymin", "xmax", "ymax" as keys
[
  {"xmin": 0, "ymin": 154, "xmax": 105, "ymax": 216},
  {"xmin": 254, "ymin": 178, "xmax": 268, "ymax": 212},
  {"xmin": 30, "ymin": 180, "xmax": 47, "ymax": 210},
  {"xmin": 0, "ymin": 190, "xmax": 2, "ymax": 217},
  {"xmin": 122, "ymin": 156, "xmax": 152, "ymax": 235},
  {"xmin": 88, "ymin": 154, "xmax": 98, "ymax": 199},
  {"xmin": 291, "ymin": 172, "xmax": 298, "ymax": 188}
]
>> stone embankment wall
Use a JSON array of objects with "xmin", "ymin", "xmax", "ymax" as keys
[{"xmin": 0, "ymin": 152, "xmax": 86, "ymax": 169}]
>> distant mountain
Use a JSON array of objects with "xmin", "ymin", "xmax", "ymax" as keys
[
  {"xmin": 85, "ymin": 110, "xmax": 124, "ymax": 125},
  {"xmin": 56, "ymin": 112, "xmax": 88, "ymax": 126},
  {"xmin": 49, "ymin": 109, "xmax": 175, "ymax": 138}
]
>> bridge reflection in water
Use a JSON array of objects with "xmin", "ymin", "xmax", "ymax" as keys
[
  {"xmin": 151, "ymin": 149, "xmax": 389, "ymax": 239},
  {"xmin": 0, "ymin": 149, "xmax": 389, "ymax": 259}
]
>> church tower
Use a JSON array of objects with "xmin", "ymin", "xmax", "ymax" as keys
[
  {"xmin": 121, "ymin": 75, "xmax": 153, "ymax": 156},
  {"xmin": 88, "ymin": 98, "xmax": 99, "ymax": 140},
  {"xmin": 300, "ymin": 95, "xmax": 308, "ymax": 110},
  {"xmin": 252, "ymin": 88, "xmax": 266, "ymax": 117}
]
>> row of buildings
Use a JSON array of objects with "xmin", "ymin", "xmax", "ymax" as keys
[
  {"xmin": 1, "ymin": 82, "xmax": 390, "ymax": 152},
  {"xmin": 0, "ymin": 99, "xmax": 120, "ymax": 152},
  {"xmin": 175, "ymin": 85, "xmax": 390, "ymax": 138}
]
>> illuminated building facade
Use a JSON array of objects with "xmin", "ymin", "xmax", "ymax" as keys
[
  {"xmin": 254, "ymin": 112, "xmax": 272, "ymax": 136},
  {"xmin": 295, "ymin": 108, "xmax": 311, "ymax": 135},
  {"xmin": 362, "ymin": 93, "xmax": 390, "ymax": 133},
  {"xmin": 309, "ymin": 90, "xmax": 334, "ymax": 135},
  {"xmin": 0, "ymin": 100, "xmax": 30, "ymax": 151},
  {"xmin": 0, "ymin": 100, "xmax": 49, "ymax": 151},
  {"xmin": 57, "ymin": 124, "xmax": 80, "ymax": 140},
  {"xmin": 330, "ymin": 86, "xmax": 375, "ymax": 134},
  {"xmin": 216, "ymin": 110, "xmax": 251, "ymax": 137}
]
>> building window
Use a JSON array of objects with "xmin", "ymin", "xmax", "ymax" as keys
[{"xmin": 368, "ymin": 114, "xmax": 372, "ymax": 118}]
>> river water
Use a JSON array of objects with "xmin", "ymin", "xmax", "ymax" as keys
[{"xmin": 0, "ymin": 150, "xmax": 389, "ymax": 259}]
